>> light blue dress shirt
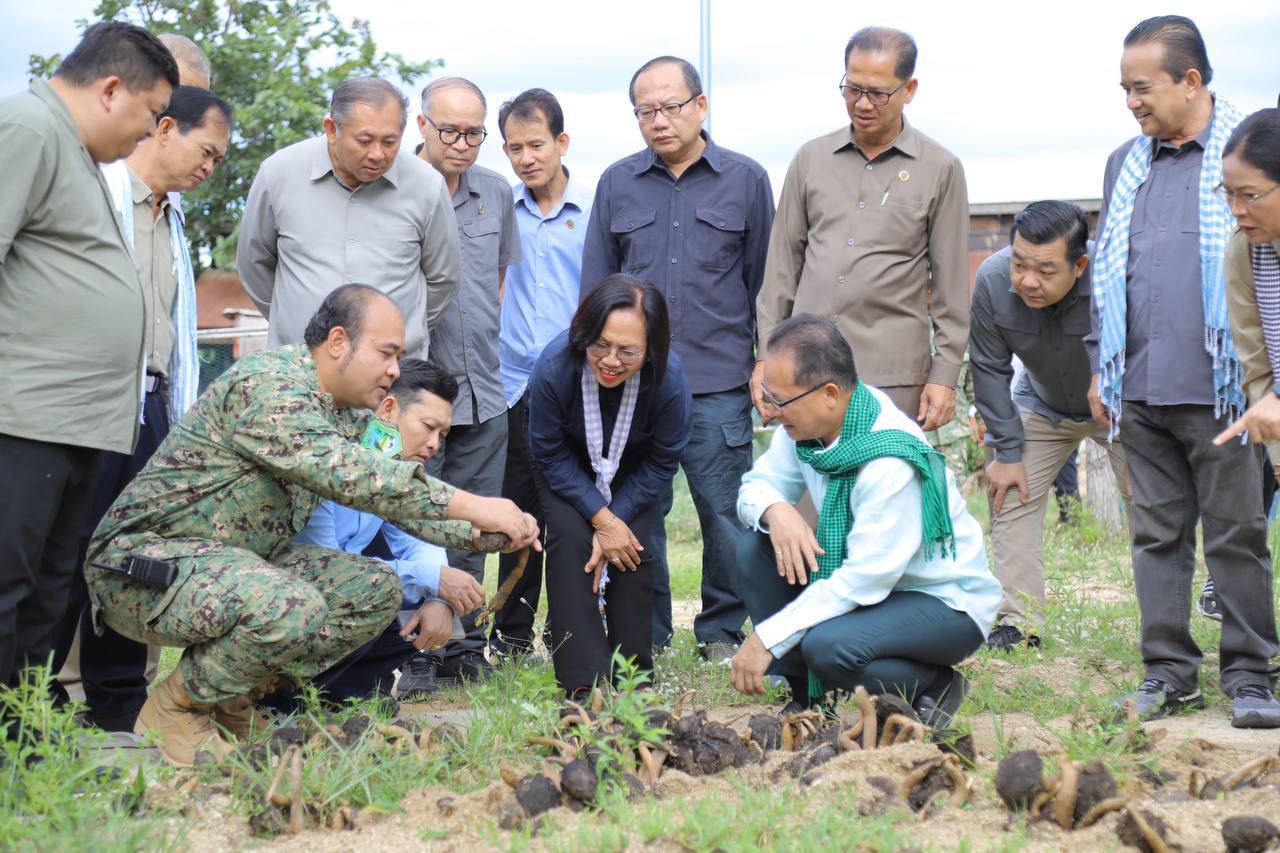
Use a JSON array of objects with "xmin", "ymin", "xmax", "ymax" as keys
[
  {"xmin": 736, "ymin": 385, "xmax": 1002, "ymax": 656},
  {"xmin": 499, "ymin": 170, "xmax": 592, "ymax": 407},
  {"xmin": 294, "ymin": 501, "xmax": 446, "ymax": 605}
]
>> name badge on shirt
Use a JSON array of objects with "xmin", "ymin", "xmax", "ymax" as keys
[{"xmin": 360, "ymin": 419, "xmax": 402, "ymax": 458}]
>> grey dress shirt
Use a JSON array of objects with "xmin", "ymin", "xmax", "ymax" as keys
[
  {"xmin": 970, "ymin": 245, "xmax": 1097, "ymax": 463},
  {"xmin": 237, "ymin": 136, "xmax": 461, "ymax": 357},
  {"xmin": 427, "ymin": 164, "xmax": 521, "ymax": 426},
  {"xmin": 0, "ymin": 79, "xmax": 143, "ymax": 453},
  {"xmin": 127, "ymin": 167, "xmax": 178, "ymax": 377},
  {"xmin": 579, "ymin": 132, "xmax": 774, "ymax": 395},
  {"xmin": 1088, "ymin": 119, "xmax": 1215, "ymax": 405}
]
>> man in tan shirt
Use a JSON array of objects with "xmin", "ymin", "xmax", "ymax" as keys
[{"xmin": 754, "ymin": 26, "xmax": 969, "ymax": 433}]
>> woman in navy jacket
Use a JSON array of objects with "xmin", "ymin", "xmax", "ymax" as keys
[{"xmin": 527, "ymin": 274, "xmax": 692, "ymax": 696}]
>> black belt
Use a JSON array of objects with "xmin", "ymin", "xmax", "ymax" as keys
[{"xmin": 144, "ymin": 373, "xmax": 165, "ymax": 394}]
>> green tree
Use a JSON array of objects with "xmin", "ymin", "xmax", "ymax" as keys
[{"xmin": 30, "ymin": 0, "xmax": 440, "ymax": 269}]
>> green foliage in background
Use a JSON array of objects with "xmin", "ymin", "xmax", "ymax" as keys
[{"xmin": 28, "ymin": 0, "xmax": 441, "ymax": 270}]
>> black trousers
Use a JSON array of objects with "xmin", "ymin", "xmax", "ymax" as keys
[
  {"xmin": 0, "ymin": 433, "xmax": 99, "ymax": 689},
  {"xmin": 537, "ymin": 470, "xmax": 659, "ymax": 694},
  {"xmin": 50, "ymin": 389, "xmax": 169, "ymax": 727},
  {"xmin": 490, "ymin": 392, "xmax": 547, "ymax": 654}
]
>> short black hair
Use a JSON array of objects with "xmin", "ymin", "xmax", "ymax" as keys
[
  {"xmin": 1124, "ymin": 15, "xmax": 1213, "ymax": 86},
  {"xmin": 498, "ymin": 88, "xmax": 565, "ymax": 140},
  {"xmin": 767, "ymin": 315, "xmax": 857, "ymax": 391},
  {"xmin": 388, "ymin": 358, "xmax": 458, "ymax": 406},
  {"xmin": 55, "ymin": 21, "xmax": 180, "ymax": 92},
  {"xmin": 628, "ymin": 56, "xmax": 702, "ymax": 106},
  {"xmin": 303, "ymin": 284, "xmax": 384, "ymax": 349},
  {"xmin": 570, "ymin": 274, "xmax": 671, "ymax": 385},
  {"xmin": 160, "ymin": 86, "xmax": 232, "ymax": 133},
  {"xmin": 1224, "ymin": 108, "xmax": 1280, "ymax": 185},
  {"xmin": 1010, "ymin": 200, "xmax": 1090, "ymax": 265},
  {"xmin": 844, "ymin": 26, "xmax": 918, "ymax": 80}
]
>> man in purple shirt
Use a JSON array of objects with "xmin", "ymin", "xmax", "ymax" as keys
[
  {"xmin": 580, "ymin": 56, "xmax": 775, "ymax": 659},
  {"xmin": 1088, "ymin": 15, "xmax": 1280, "ymax": 727}
]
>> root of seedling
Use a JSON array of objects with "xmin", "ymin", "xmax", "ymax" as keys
[{"xmin": 900, "ymin": 754, "xmax": 970, "ymax": 811}]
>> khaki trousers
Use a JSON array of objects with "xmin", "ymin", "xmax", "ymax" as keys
[{"xmin": 988, "ymin": 408, "xmax": 1130, "ymax": 629}]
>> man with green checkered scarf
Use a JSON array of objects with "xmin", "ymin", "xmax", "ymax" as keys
[{"xmin": 729, "ymin": 315, "xmax": 1001, "ymax": 726}]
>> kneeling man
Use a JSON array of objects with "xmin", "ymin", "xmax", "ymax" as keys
[
  {"xmin": 86, "ymin": 285, "xmax": 537, "ymax": 765},
  {"xmin": 730, "ymin": 316, "xmax": 1001, "ymax": 725}
]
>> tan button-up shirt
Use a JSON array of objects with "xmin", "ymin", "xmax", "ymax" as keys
[
  {"xmin": 127, "ymin": 168, "xmax": 178, "ymax": 377},
  {"xmin": 1225, "ymin": 229, "xmax": 1280, "ymax": 465},
  {"xmin": 0, "ymin": 79, "xmax": 143, "ymax": 453},
  {"xmin": 757, "ymin": 119, "xmax": 970, "ymax": 389},
  {"xmin": 237, "ymin": 136, "xmax": 461, "ymax": 357}
]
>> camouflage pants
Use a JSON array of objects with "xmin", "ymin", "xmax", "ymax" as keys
[{"xmin": 88, "ymin": 539, "xmax": 401, "ymax": 704}]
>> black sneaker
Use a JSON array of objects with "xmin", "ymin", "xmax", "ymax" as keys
[
  {"xmin": 1116, "ymin": 676, "xmax": 1205, "ymax": 720},
  {"xmin": 1196, "ymin": 578, "xmax": 1223, "ymax": 622},
  {"xmin": 913, "ymin": 669, "xmax": 968, "ymax": 729},
  {"xmin": 436, "ymin": 650, "xmax": 494, "ymax": 686},
  {"xmin": 1232, "ymin": 683, "xmax": 1280, "ymax": 729},
  {"xmin": 985, "ymin": 625, "xmax": 1042, "ymax": 652},
  {"xmin": 395, "ymin": 653, "xmax": 441, "ymax": 699}
]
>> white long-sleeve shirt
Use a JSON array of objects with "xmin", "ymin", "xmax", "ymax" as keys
[{"xmin": 737, "ymin": 385, "xmax": 1002, "ymax": 656}]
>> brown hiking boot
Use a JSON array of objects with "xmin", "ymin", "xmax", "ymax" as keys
[
  {"xmin": 212, "ymin": 696, "xmax": 272, "ymax": 740},
  {"xmin": 134, "ymin": 668, "xmax": 233, "ymax": 767}
]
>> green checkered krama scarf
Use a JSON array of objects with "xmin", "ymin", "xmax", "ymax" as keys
[{"xmin": 792, "ymin": 381, "xmax": 956, "ymax": 700}]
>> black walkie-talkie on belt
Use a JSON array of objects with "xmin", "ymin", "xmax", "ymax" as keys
[{"xmin": 91, "ymin": 554, "xmax": 178, "ymax": 589}]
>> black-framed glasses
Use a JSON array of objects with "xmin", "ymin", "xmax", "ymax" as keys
[
  {"xmin": 760, "ymin": 382, "xmax": 825, "ymax": 411},
  {"xmin": 1214, "ymin": 181, "xmax": 1280, "ymax": 208},
  {"xmin": 424, "ymin": 116, "xmax": 488, "ymax": 147},
  {"xmin": 633, "ymin": 94, "xmax": 697, "ymax": 123},
  {"xmin": 587, "ymin": 340, "xmax": 645, "ymax": 365},
  {"xmin": 838, "ymin": 76, "xmax": 908, "ymax": 106}
]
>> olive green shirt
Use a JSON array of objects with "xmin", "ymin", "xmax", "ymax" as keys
[
  {"xmin": 0, "ymin": 79, "xmax": 144, "ymax": 453},
  {"xmin": 757, "ymin": 119, "xmax": 970, "ymax": 389},
  {"xmin": 88, "ymin": 345, "xmax": 483, "ymax": 575},
  {"xmin": 127, "ymin": 167, "xmax": 178, "ymax": 377}
]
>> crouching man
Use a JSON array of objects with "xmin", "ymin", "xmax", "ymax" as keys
[
  {"xmin": 729, "ymin": 316, "xmax": 1001, "ymax": 725},
  {"xmin": 86, "ymin": 284, "xmax": 538, "ymax": 765}
]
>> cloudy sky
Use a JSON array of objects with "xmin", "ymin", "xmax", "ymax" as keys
[{"xmin": 4, "ymin": 0, "xmax": 1278, "ymax": 203}]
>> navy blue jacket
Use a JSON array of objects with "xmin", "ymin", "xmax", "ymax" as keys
[{"xmin": 527, "ymin": 331, "xmax": 693, "ymax": 523}]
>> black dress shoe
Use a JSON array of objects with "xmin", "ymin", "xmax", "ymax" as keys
[{"xmin": 395, "ymin": 653, "xmax": 441, "ymax": 699}]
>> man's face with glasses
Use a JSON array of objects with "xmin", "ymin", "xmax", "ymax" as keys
[
  {"xmin": 760, "ymin": 353, "xmax": 838, "ymax": 442},
  {"xmin": 842, "ymin": 50, "xmax": 916, "ymax": 143},
  {"xmin": 631, "ymin": 61, "xmax": 708, "ymax": 167},
  {"xmin": 416, "ymin": 86, "xmax": 487, "ymax": 184}
]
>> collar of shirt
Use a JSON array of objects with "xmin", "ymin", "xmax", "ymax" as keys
[
  {"xmin": 832, "ymin": 115, "xmax": 922, "ymax": 160},
  {"xmin": 307, "ymin": 135, "xmax": 401, "ymax": 188},
  {"xmin": 633, "ymin": 130, "xmax": 722, "ymax": 177},
  {"xmin": 128, "ymin": 166, "xmax": 171, "ymax": 218},
  {"xmin": 514, "ymin": 167, "xmax": 589, "ymax": 221},
  {"xmin": 452, "ymin": 165, "xmax": 479, "ymax": 207},
  {"xmin": 1153, "ymin": 106, "xmax": 1214, "ymax": 160}
]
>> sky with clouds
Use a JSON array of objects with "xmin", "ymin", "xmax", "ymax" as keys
[{"xmin": 3, "ymin": 0, "xmax": 1278, "ymax": 203}]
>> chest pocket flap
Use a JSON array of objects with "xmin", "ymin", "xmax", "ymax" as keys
[
  {"xmin": 610, "ymin": 209, "xmax": 657, "ymax": 233},
  {"xmin": 694, "ymin": 207, "xmax": 747, "ymax": 233},
  {"xmin": 461, "ymin": 218, "xmax": 501, "ymax": 239}
]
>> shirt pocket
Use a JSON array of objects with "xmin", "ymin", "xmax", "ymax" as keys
[
  {"xmin": 993, "ymin": 308, "xmax": 1042, "ymax": 354},
  {"xmin": 610, "ymin": 208, "xmax": 658, "ymax": 274},
  {"xmin": 692, "ymin": 207, "xmax": 747, "ymax": 273},
  {"xmin": 461, "ymin": 217, "xmax": 501, "ymax": 245}
]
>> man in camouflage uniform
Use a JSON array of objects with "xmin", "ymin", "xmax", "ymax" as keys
[{"xmin": 85, "ymin": 285, "xmax": 538, "ymax": 766}]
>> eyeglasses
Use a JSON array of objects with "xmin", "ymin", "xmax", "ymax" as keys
[
  {"xmin": 633, "ymin": 94, "xmax": 697, "ymax": 123},
  {"xmin": 760, "ymin": 382, "xmax": 825, "ymax": 411},
  {"xmin": 838, "ymin": 76, "xmax": 908, "ymax": 106},
  {"xmin": 424, "ymin": 116, "xmax": 488, "ymax": 147},
  {"xmin": 587, "ymin": 340, "xmax": 645, "ymax": 365},
  {"xmin": 1215, "ymin": 182, "xmax": 1280, "ymax": 208}
]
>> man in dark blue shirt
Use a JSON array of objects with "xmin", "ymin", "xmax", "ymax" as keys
[{"xmin": 580, "ymin": 55, "xmax": 775, "ymax": 659}]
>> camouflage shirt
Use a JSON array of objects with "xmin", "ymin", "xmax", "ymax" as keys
[{"xmin": 88, "ymin": 345, "xmax": 477, "ymax": 564}]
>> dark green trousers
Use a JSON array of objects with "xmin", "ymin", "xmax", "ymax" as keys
[{"xmin": 737, "ymin": 531, "xmax": 983, "ymax": 704}]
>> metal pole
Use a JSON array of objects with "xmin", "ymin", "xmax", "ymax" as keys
[{"xmin": 699, "ymin": 0, "xmax": 712, "ymax": 135}]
